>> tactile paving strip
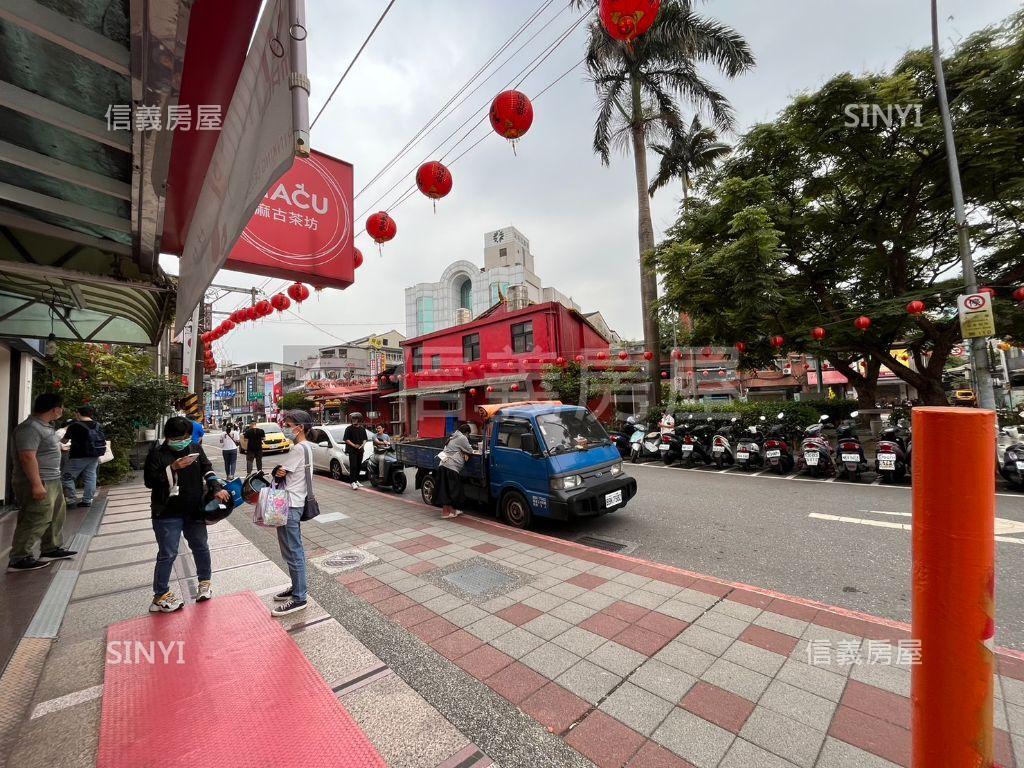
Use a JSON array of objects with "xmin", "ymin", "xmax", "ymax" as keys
[{"xmin": 97, "ymin": 591, "xmax": 385, "ymax": 768}]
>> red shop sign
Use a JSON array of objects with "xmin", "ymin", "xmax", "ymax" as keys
[{"xmin": 223, "ymin": 150, "xmax": 355, "ymax": 289}]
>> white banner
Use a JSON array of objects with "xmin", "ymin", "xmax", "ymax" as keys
[{"xmin": 175, "ymin": 0, "xmax": 309, "ymax": 332}]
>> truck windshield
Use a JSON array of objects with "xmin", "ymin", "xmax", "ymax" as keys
[{"xmin": 536, "ymin": 410, "xmax": 610, "ymax": 455}]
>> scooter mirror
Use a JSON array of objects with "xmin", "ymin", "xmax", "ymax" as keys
[
  {"xmin": 850, "ymin": 410, "xmax": 860, "ymax": 418},
  {"xmin": 819, "ymin": 415, "xmax": 829, "ymax": 422}
]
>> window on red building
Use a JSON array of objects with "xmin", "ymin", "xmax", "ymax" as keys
[
  {"xmin": 463, "ymin": 333, "xmax": 480, "ymax": 362},
  {"xmin": 511, "ymin": 321, "xmax": 534, "ymax": 354},
  {"xmin": 412, "ymin": 347, "xmax": 423, "ymax": 372},
  {"xmin": 431, "ymin": 354, "xmax": 441, "ymax": 370}
]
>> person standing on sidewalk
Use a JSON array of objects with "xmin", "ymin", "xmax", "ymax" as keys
[
  {"xmin": 271, "ymin": 409, "xmax": 314, "ymax": 616},
  {"xmin": 436, "ymin": 423, "xmax": 473, "ymax": 520},
  {"xmin": 343, "ymin": 413, "xmax": 368, "ymax": 490},
  {"xmin": 220, "ymin": 422, "xmax": 239, "ymax": 480},
  {"xmin": 8, "ymin": 393, "xmax": 78, "ymax": 572},
  {"xmin": 243, "ymin": 422, "xmax": 265, "ymax": 474},
  {"xmin": 60, "ymin": 405, "xmax": 106, "ymax": 508},
  {"xmin": 143, "ymin": 416, "xmax": 229, "ymax": 612}
]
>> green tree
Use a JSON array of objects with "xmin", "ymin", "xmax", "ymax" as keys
[
  {"xmin": 648, "ymin": 115, "xmax": 731, "ymax": 207},
  {"xmin": 278, "ymin": 392, "xmax": 314, "ymax": 411},
  {"xmin": 577, "ymin": 0, "xmax": 754, "ymax": 407},
  {"xmin": 655, "ymin": 11, "xmax": 1024, "ymax": 405}
]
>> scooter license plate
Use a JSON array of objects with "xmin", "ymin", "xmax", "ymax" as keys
[
  {"xmin": 805, "ymin": 452, "xmax": 819, "ymax": 466},
  {"xmin": 682, "ymin": 445, "xmax": 693, "ymax": 452},
  {"xmin": 736, "ymin": 452, "xmax": 749, "ymax": 460},
  {"xmin": 841, "ymin": 453, "xmax": 860, "ymax": 463},
  {"xmin": 659, "ymin": 444, "xmax": 670, "ymax": 451},
  {"xmin": 712, "ymin": 446, "xmax": 725, "ymax": 454},
  {"xmin": 766, "ymin": 449, "xmax": 781, "ymax": 458},
  {"xmin": 605, "ymin": 490, "xmax": 623, "ymax": 508},
  {"xmin": 878, "ymin": 453, "xmax": 896, "ymax": 471},
  {"xmin": 1017, "ymin": 461, "xmax": 1024, "ymax": 471}
]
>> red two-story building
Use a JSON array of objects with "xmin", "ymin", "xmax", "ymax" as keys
[{"xmin": 397, "ymin": 301, "xmax": 611, "ymax": 438}]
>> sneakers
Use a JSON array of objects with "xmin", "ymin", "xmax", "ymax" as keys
[
  {"xmin": 39, "ymin": 548, "xmax": 77, "ymax": 561},
  {"xmin": 149, "ymin": 591, "xmax": 184, "ymax": 613},
  {"xmin": 273, "ymin": 588, "xmax": 293, "ymax": 602},
  {"xmin": 351, "ymin": 482, "xmax": 359, "ymax": 490},
  {"xmin": 272, "ymin": 599, "xmax": 307, "ymax": 616},
  {"xmin": 196, "ymin": 580, "xmax": 213, "ymax": 602},
  {"xmin": 441, "ymin": 510, "xmax": 462, "ymax": 520},
  {"xmin": 76, "ymin": 501, "xmax": 92, "ymax": 508},
  {"xmin": 6, "ymin": 557, "xmax": 50, "ymax": 573}
]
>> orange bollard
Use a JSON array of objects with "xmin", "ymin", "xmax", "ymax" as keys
[{"xmin": 912, "ymin": 407, "xmax": 995, "ymax": 767}]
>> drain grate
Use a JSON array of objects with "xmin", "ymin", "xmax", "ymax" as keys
[
  {"xmin": 312, "ymin": 547, "xmax": 379, "ymax": 574},
  {"xmin": 421, "ymin": 556, "xmax": 533, "ymax": 603},
  {"xmin": 576, "ymin": 536, "xmax": 628, "ymax": 553},
  {"xmin": 442, "ymin": 564, "xmax": 515, "ymax": 597},
  {"xmin": 325, "ymin": 553, "xmax": 363, "ymax": 568}
]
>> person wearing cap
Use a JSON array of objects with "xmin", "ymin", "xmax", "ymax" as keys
[
  {"xmin": 271, "ymin": 409, "xmax": 314, "ymax": 616},
  {"xmin": 143, "ymin": 416, "xmax": 229, "ymax": 612}
]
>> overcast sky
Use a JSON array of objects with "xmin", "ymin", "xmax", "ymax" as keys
[{"xmin": 161, "ymin": 0, "xmax": 1020, "ymax": 367}]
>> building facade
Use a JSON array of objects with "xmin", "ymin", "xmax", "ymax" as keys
[
  {"xmin": 297, "ymin": 330, "xmax": 406, "ymax": 384},
  {"xmin": 404, "ymin": 226, "xmax": 579, "ymax": 338},
  {"xmin": 213, "ymin": 361, "xmax": 301, "ymax": 424}
]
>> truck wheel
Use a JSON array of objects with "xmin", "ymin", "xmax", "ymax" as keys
[
  {"xmin": 421, "ymin": 473, "xmax": 438, "ymax": 506},
  {"xmin": 330, "ymin": 460, "xmax": 343, "ymax": 481},
  {"xmin": 392, "ymin": 471, "xmax": 408, "ymax": 494},
  {"xmin": 501, "ymin": 491, "xmax": 532, "ymax": 529}
]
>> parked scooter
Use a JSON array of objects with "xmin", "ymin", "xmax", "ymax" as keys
[
  {"xmin": 659, "ymin": 415, "xmax": 686, "ymax": 465},
  {"xmin": 680, "ymin": 417, "xmax": 714, "ymax": 467},
  {"xmin": 711, "ymin": 417, "xmax": 738, "ymax": 468},
  {"xmin": 797, "ymin": 415, "xmax": 836, "ymax": 477},
  {"xmin": 835, "ymin": 410, "xmax": 869, "ymax": 481},
  {"xmin": 607, "ymin": 421, "xmax": 633, "ymax": 459},
  {"xmin": 999, "ymin": 432, "xmax": 1024, "ymax": 490},
  {"xmin": 764, "ymin": 413, "xmax": 796, "ymax": 474},
  {"xmin": 363, "ymin": 447, "xmax": 408, "ymax": 493},
  {"xmin": 735, "ymin": 416, "xmax": 767, "ymax": 470},
  {"xmin": 629, "ymin": 421, "xmax": 662, "ymax": 463},
  {"xmin": 875, "ymin": 418, "xmax": 912, "ymax": 483}
]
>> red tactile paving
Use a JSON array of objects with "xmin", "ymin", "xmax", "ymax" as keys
[
  {"xmin": 431, "ymin": 629, "xmax": 484, "ymax": 661},
  {"xmin": 603, "ymin": 601, "xmax": 650, "ymax": 623},
  {"xmin": 635, "ymin": 611, "xmax": 688, "ymax": 640},
  {"xmin": 828, "ymin": 705, "xmax": 911, "ymax": 766},
  {"xmin": 565, "ymin": 710, "xmax": 646, "ymax": 768},
  {"xmin": 495, "ymin": 603, "xmax": 543, "ymax": 626},
  {"xmin": 738, "ymin": 625, "xmax": 799, "ymax": 656},
  {"xmin": 520, "ymin": 682, "xmax": 591, "ymax": 735},
  {"xmin": 97, "ymin": 592, "xmax": 385, "ymax": 768},
  {"xmin": 579, "ymin": 613, "xmax": 630, "ymax": 640},
  {"xmin": 626, "ymin": 740, "xmax": 698, "ymax": 768},
  {"xmin": 455, "ymin": 645, "xmax": 515, "ymax": 680},
  {"xmin": 613, "ymin": 625, "xmax": 671, "ymax": 656},
  {"xmin": 839, "ymin": 680, "xmax": 910, "ymax": 730},
  {"xmin": 566, "ymin": 573, "xmax": 608, "ymax": 590},
  {"xmin": 679, "ymin": 682, "xmax": 755, "ymax": 734},
  {"xmin": 483, "ymin": 661, "xmax": 548, "ymax": 704}
]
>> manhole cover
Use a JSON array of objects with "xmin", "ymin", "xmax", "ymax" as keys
[
  {"xmin": 312, "ymin": 547, "xmax": 378, "ymax": 574},
  {"xmin": 325, "ymin": 553, "xmax": 363, "ymax": 568},
  {"xmin": 442, "ymin": 564, "xmax": 514, "ymax": 596},
  {"xmin": 421, "ymin": 556, "xmax": 532, "ymax": 603},
  {"xmin": 576, "ymin": 535, "xmax": 629, "ymax": 553}
]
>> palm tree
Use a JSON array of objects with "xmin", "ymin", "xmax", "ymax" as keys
[
  {"xmin": 577, "ymin": 0, "xmax": 753, "ymax": 406},
  {"xmin": 649, "ymin": 115, "xmax": 731, "ymax": 209}
]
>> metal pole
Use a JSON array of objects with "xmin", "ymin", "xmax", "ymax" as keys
[{"xmin": 931, "ymin": 0, "xmax": 995, "ymax": 410}]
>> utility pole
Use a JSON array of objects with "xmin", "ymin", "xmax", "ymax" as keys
[{"xmin": 930, "ymin": 0, "xmax": 996, "ymax": 410}]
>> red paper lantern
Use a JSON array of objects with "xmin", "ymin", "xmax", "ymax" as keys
[
  {"xmin": 415, "ymin": 161, "xmax": 453, "ymax": 201},
  {"xmin": 643, "ymin": 350, "xmax": 654, "ymax": 361},
  {"xmin": 599, "ymin": 0, "xmax": 662, "ymax": 42},
  {"xmin": 287, "ymin": 282, "xmax": 311, "ymax": 303},
  {"xmin": 854, "ymin": 316, "xmax": 872, "ymax": 332},
  {"xmin": 506, "ymin": 361, "xmax": 516, "ymax": 370},
  {"xmin": 511, "ymin": 383, "xmax": 520, "ymax": 392},
  {"xmin": 718, "ymin": 368, "xmax": 726, "ymax": 378},
  {"xmin": 469, "ymin": 388, "xmax": 478, "ymax": 396},
  {"xmin": 556, "ymin": 357, "xmax": 566, "ymax": 367},
  {"xmin": 770, "ymin": 336, "xmax": 785, "ymax": 349},
  {"xmin": 271, "ymin": 293, "xmax": 291, "ymax": 313},
  {"xmin": 618, "ymin": 350, "xmax": 629, "ymax": 360},
  {"xmin": 221, "ymin": 320, "xmax": 235, "ymax": 332},
  {"xmin": 671, "ymin": 348, "xmax": 682, "ymax": 360},
  {"xmin": 574, "ymin": 355, "xmax": 584, "ymax": 363},
  {"xmin": 486, "ymin": 386, "xmax": 494, "ymax": 393},
  {"xmin": 200, "ymin": 333, "xmax": 210, "ymax": 344},
  {"xmin": 735, "ymin": 342, "xmax": 746, "ymax": 354},
  {"xmin": 597, "ymin": 351, "xmax": 609, "ymax": 361},
  {"xmin": 906, "ymin": 300, "xmax": 926, "ymax": 315},
  {"xmin": 489, "ymin": 90, "xmax": 533, "ymax": 142},
  {"xmin": 245, "ymin": 306, "xmax": 259, "ymax": 322},
  {"xmin": 255, "ymin": 300, "xmax": 273, "ymax": 317},
  {"xmin": 366, "ymin": 212, "xmax": 397, "ymax": 244},
  {"xmin": 1012, "ymin": 286, "xmax": 1024, "ymax": 303},
  {"xmin": 661, "ymin": 371, "xmax": 669, "ymax": 378},
  {"xmin": 811, "ymin": 327, "xmax": 826, "ymax": 341},
  {"xmin": 979, "ymin": 286, "xmax": 996, "ymax": 298},
  {"xmin": 353, "ymin": 248, "xmax": 363, "ymax": 269}
]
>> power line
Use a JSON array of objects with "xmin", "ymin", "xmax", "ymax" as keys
[{"xmin": 311, "ymin": 0, "xmax": 401, "ymax": 129}]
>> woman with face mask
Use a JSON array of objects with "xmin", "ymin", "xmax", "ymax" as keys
[
  {"xmin": 143, "ymin": 416, "xmax": 229, "ymax": 613},
  {"xmin": 270, "ymin": 409, "xmax": 315, "ymax": 616}
]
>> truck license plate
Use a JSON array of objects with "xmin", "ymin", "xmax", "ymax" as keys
[
  {"xmin": 605, "ymin": 490, "xmax": 623, "ymax": 508},
  {"xmin": 805, "ymin": 452, "xmax": 819, "ymax": 466},
  {"xmin": 712, "ymin": 445, "xmax": 724, "ymax": 453},
  {"xmin": 841, "ymin": 453, "xmax": 860, "ymax": 463},
  {"xmin": 682, "ymin": 445, "xmax": 693, "ymax": 452},
  {"xmin": 736, "ymin": 452, "xmax": 749, "ymax": 460},
  {"xmin": 878, "ymin": 453, "xmax": 896, "ymax": 470},
  {"xmin": 659, "ymin": 444, "xmax": 670, "ymax": 451}
]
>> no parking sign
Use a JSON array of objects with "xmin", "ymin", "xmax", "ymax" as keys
[{"xmin": 957, "ymin": 293, "xmax": 995, "ymax": 339}]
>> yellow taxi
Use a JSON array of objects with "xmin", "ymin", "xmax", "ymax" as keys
[
  {"xmin": 952, "ymin": 389, "xmax": 977, "ymax": 407},
  {"xmin": 240, "ymin": 422, "xmax": 293, "ymax": 455}
]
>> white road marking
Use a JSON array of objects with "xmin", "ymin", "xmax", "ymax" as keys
[
  {"xmin": 31, "ymin": 684, "xmax": 103, "ymax": 719},
  {"xmin": 809, "ymin": 512, "xmax": 910, "ymax": 530},
  {"xmin": 811, "ymin": 512, "xmax": 1024, "ymax": 543},
  {"xmin": 859, "ymin": 509, "xmax": 911, "ymax": 518}
]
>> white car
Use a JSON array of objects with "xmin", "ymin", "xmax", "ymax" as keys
[{"xmin": 307, "ymin": 424, "xmax": 375, "ymax": 480}]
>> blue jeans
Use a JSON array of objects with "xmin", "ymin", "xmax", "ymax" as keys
[
  {"xmin": 152, "ymin": 517, "xmax": 211, "ymax": 596},
  {"xmin": 275, "ymin": 506, "xmax": 307, "ymax": 602},
  {"xmin": 62, "ymin": 456, "xmax": 99, "ymax": 503},
  {"xmin": 222, "ymin": 449, "xmax": 238, "ymax": 478}
]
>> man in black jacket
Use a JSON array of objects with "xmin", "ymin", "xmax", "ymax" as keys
[
  {"xmin": 143, "ymin": 416, "xmax": 229, "ymax": 612},
  {"xmin": 342, "ymin": 413, "xmax": 368, "ymax": 490},
  {"xmin": 60, "ymin": 405, "xmax": 105, "ymax": 508},
  {"xmin": 243, "ymin": 422, "xmax": 266, "ymax": 474}
]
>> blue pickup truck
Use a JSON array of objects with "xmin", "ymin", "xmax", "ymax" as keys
[{"xmin": 396, "ymin": 402, "xmax": 638, "ymax": 528}]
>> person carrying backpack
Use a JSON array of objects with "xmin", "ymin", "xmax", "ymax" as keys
[{"xmin": 60, "ymin": 405, "xmax": 106, "ymax": 508}]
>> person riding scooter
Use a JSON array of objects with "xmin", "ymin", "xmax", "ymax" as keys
[{"xmin": 365, "ymin": 425, "xmax": 408, "ymax": 493}]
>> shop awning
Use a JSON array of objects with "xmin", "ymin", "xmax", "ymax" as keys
[
  {"xmin": 463, "ymin": 374, "xmax": 529, "ymax": 388},
  {"xmin": 806, "ymin": 370, "xmax": 849, "ymax": 386},
  {"xmin": 385, "ymin": 384, "xmax": 464, "ymax": 399}
]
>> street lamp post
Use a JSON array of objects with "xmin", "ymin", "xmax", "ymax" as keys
[{"xmin": 930, "ymin": 0, "xmax": 996, "ymax": 410}]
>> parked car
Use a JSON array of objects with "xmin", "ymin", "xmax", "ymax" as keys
[
  {"xmin": 953, "ymin": 389, "xmax": 977, "ymax": 407},
  {"xmin": 306, "ymin": 424, "xmax": 375, "ymax": 480},
  {"xmin": 239, "ymin": 421, "xmax": 292, "ymax": 455}
]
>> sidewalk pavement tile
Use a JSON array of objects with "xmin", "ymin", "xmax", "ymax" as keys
[
  {"xmin": 624, "ymin": 590, "xmax": 671, "ymax": 610},
  {"xmin": 676, "ymin": 625, "xmax": 734, "ymax": 656},
  {"xmin": 815, "ymin": 738, "xmax": 902, "ymax": 768},
  {"xmin": 565, "ymin": 710, "xmax": 647, "ymax": 768},
  {"xmin": 521, "ymin": 592, "xmax": 566, "ymax": 612},
  {"xmin": 443, "ymin": 604, "xmax": 490, "ymax": 627},
  {"xmin": 740, "ymin": 707, "xmax": 826, "ymax": 768},
  {"xmin": 587, "ymin": 639, "xmax": 647, "ymax": 676},
  {"xmin": 556, "ymin": 659, "xmax": 622, "ymax": 705},
  {"xmin": 1004, "ymin": 677, "xmax": 1024, "ymax": 706},
  {"xmin": 361, "ymin": 584, "xmax": 400, "ymax": 604},
  {"xmin": 741, "ymin": 625, "xmax": 801, "ymax": 656},
  {"xmin": 800, "ymin": 622, "xmax": 863, "ymax": 646},
  {"xmin": 465, "ymin": 615, "xmax": 516, "ymax": 642},
  {"xmin": 521, "ymin": 642, "xmax": 581, "ymax": 679},
  {"xmin": 654, "ymin": 640, "xmax": 716, "ymax": 678},
  {"xmin": 760, "ymin": 678, "xmax": 838, "ymax": 732},
  {"xmin": 293, "ymin": 619, "xmax": 381, "ymax": 683},
  {"xmin": 409, "ymin": 615, "xmax": 460, "ymax": 643},
  {"xmin": 626, "ymin": 740, "xmax": 700, "ymax": 768},
  {"xmin": 719, "ymin": 738, "xmax": 799, "ymax": 768},
  {"xmin": 848, "ymin": 661, "xmax": 911, "ymax": 697},
  {"xmin": 376, "ymin": 594, "xmax": 416, "ymax": 616},
  {"xmin": 600, "ymin": 681, "xmax": 676, "ymax": 737},
  {"xmin": 479, "ymin": 595, "xmax": 517, "ymax": 613},
  {"xmin": 595, "ymin": 581, "xmax": 636, "ymax": 599},
  {"xmin": 656, "ymin": 599, "xmax": 706, "ymax": 623},
  {"xmin": 652, "ymin": 707, "xmax": 735, "ymax": 767},
  {"xmin": 406, "ymin": 584, "xmax": 446, "ymax": 602},
  {"xmin": 613, "ymin": 572, "xmax": 653, "ymax": 588},
  {"xmin": 776, "ymin": 659, "xmax": 848, "ymax": 702},
  {"xmin": 494, "ymin": 602, "xmax": 542, "ymax": 626},
  {"xmin": 392, "ymin": 604, "xmax": 436, "ymax": 628},
  {"xmin": 631, "ymin": 658, "xmax": 696, "ymax": 702},
  {"xmin": 575, "ymin": 590, "xmax": 620, "ymax": 610},
  {"xmin": 566, "ymin": 572, "xmax": 607, "ymax": 590},
  {"xmin": 693, "ymin": 610, "xmax": 749, "ymax": 638},
  {"xmin": 702, "ymin": 658, "xmax": 771, "ymax": 701},
  {"xmin": 482, "ymin": 660, "xmax": 548, "ymax": 704},
  {"xmin": 636, "ymin": 610, "xmax": 689, "ymax": 639},
  {"xmin": 1006, "ymin": 702, "xmax": 1024, "ymax": 735},
  {"xmin": 580, "ymin": 612, "xmax": 630, "ymax": 639},
  {"xmin": 614, "ymin": 625, "xmax": 673, "ymax": 656},
  {"xmin": 453, "ymin": 644, "xmax": 515, "ymax": 679},
  {"xmin": 490, "ymin": 627, "xmax": 546, "ymax": 659},
  {"xmin": 604, "ymin": 600, "xmax": 650, "ymax": 623},
  {"xmin": 522, "ymin": 614, "xmax": 573, "ymax": 640},
  {"xmin": 643, "ymin": 580, "xmax": 683, "ymax": 598},
  {"xmin": 722, "ymin": 640, "xmax": 787, "ymax": 677},
  {"xmin": 422, "ymin": 594, "xmax": 466, "ymax": 615},
  {"xmin": 550, "ymin": 600, "xmax": 599, "ymax": 624},
  {"xmin": 827, "ymin": 705, "xmax": 910, "ymax": 767},
  {"xmin": 431, "ymin": 628, "xmax": 484, "ymax": 660},
  {"xmin": 32, "ymin": 637, "xmax": 105, "ymax": 702},
  {"xmin": 520, "ymin": 682, "xmax": 591, "ymax": 736},
  {"xmin": 674, "ymin": 588, "xmax": 721, "ymax": 609},
  {"xmin": 838, "ymin": 679, "xmax": 909, "ymax": 729},
  {"xmin": 680, "ymin": 682, "xmax": 755, "ymax": 733},
  {"xmin": 553, "ymin": 627, "xmax": 612, "ymax": 657},
  {"xmin": 548, "ymin": 583, "xmax": 588, "ymax": 600}
]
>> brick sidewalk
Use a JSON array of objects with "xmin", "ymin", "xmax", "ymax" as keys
[{"xmin": 290, "ymin": 477, "xmax": 1024, "ymax": 768}]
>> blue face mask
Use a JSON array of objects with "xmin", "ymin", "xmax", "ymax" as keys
[{"xmin": 167, "ymin": 438, "xmax": 191, "ymax": 451}]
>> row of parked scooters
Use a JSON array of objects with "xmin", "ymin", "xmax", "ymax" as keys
[{"xmin": 610, "ymin": 412, "xmax": 914, "ymax": 483}]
